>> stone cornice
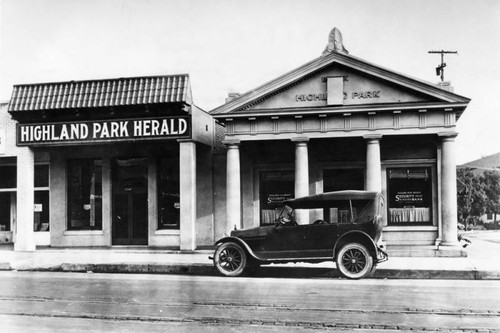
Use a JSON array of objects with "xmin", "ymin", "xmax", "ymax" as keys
[{"xmin": 212, "ymin": 102, "xmax": 468, "ymax": 119}]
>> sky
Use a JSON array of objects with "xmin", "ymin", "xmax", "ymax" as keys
[{"xmin": 1, "ymin": 0, "xmax": 499, "ymax": 164}]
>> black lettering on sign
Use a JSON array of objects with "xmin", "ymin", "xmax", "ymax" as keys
[{"xmin": 351, "ymin": 91, "xmax": 381, "ymax": 99}]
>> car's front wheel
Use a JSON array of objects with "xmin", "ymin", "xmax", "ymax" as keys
[
  {"xmin": 336, "ymin": 243, "xmax": 373, "ymax": 279},
  {"xmin": 213, "ymin": 242, "xmax": 248, "ymax": 277}
]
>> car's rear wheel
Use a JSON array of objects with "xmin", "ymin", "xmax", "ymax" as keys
[
  {"xmin": 336, "ymin": 243, "xmax": 373, "ymax": 279},
  {"xmin": 213, "ymin": 242, "xmax": 248, "ymax": 277}
]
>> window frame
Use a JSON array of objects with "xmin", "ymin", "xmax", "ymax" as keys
[
  {"xmin": 67, "ymin": 158, "xmax": 103, "ymax": 231},
  {"xmin": 34, "ymin": 163, "xmax": 50, "ymax": 232},
  {"xmin": 386, "ymin": 166, "xmax": 434, "ymax": 226},
  {"xmin": 157, "ymin": 156, "xmax": 180, "ymax": 230},
  {"xmin": 259, "ymin": 170, "xmax": 295, "ymax": 226}
]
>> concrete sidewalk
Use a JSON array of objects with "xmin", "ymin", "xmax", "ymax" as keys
[{"xmin": 1, "ymin": 235, "xmax": 500, "ymax": 279}]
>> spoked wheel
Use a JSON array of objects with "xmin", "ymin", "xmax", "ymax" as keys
[
  {"xmin": 336, "ymin": 243, "xmax": 373, "ymax": 279},
  {"xmin": 213, "ymin": 242, "xmax": 248, "ymax": 277}
]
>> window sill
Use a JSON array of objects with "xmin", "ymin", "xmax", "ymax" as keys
[
  {"xmin": 155, "ymin": 229, "xmax": 180, "ymax": 235},
  {"xmin": 384, "ymin": 225, "xmax": 437, "ymax": 232},
  {"xmin": 64, "ymin": 230, "xmax": 104, "ymax": 236}
]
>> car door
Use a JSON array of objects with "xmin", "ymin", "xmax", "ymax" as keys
[{"xmin": 260, "ymin": 223, "xmax": 337, "ymax": 260}]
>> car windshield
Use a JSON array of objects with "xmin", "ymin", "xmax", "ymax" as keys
[{"xmin": 323, "ymin": 199, "xmax": 375, "ymax": 223}]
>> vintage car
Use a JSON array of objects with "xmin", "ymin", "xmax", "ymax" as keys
[{"xmin": 212, "ymin": 190, "xmax": 388, "ymax": 279}]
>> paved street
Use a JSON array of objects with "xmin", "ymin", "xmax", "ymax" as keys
[{"xmin": 1, "ymin": 271, "xmax": 500, "ymax": 332}]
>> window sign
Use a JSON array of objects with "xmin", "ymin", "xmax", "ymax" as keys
[
  {"xmin": 387, "ymin": 168, "xmax": 432, "ymax": 225},
  {"xmin": 260, "ymin": 171, "xmax": 294, "ymax": 225}
]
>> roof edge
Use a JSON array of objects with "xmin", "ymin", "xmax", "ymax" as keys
[{"xmin": 210, "ymin": 52, "xmax": 470, "ymax": 115}]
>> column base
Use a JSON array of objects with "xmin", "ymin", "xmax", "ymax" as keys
[
  {"xmin": 437, "ymin": 243, "xmax": 467, "ymax": 257},
  {"xmin": 14, "ymin": 243, "xmax": 36, "ymax": 252}
]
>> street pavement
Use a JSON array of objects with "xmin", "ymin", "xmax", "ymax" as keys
[
  {"xmin": 2, "ymin": 272, "xmax": 500, "ymax": 332},
  {"xmin": 1, "ymin": 230, "xmax": 500, "ymax": 280}
]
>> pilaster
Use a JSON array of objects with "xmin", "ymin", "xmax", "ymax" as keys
[
  {"xmin": 15, "ymin": 147, "xmax": 36, "ymax": 251},
  {"xmin": 179, "ymin": 140, "xmax": 197, "ymax": 250}
]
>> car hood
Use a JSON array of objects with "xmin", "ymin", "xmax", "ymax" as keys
[{"xmin": 231, "ymin": 226, "xmax": 273, "ymax": 239}]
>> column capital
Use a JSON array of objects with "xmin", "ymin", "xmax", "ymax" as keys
[
  {"xmin": 363, "ymin": 134, "xmax": 383, "ymax": 141},
  {"xmin": 291, "ymin": 137, "xmax": 310, "ymax": 143},
  {"xmin": 223, "ymin": 139, "xmax": 241, "ymax": 147},
  {"xmin": 438, "ymin": 131, "xmax": 458, "ymax": 140}
]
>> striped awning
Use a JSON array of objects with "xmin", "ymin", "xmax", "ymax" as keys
[{"xmin": 8, "ymin": 74, "xmax": 192, "ymax": 112}]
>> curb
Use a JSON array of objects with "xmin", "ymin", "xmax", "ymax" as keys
[
  {"xmin": 61, "ymin": 263, "xmax": 216, "ymax": 276},
  {"xmin": 56, "ymin": 263, "xmax": 500, "ymax": 280},
  {"xmin": 2, "ymin": 262, "xmax": 499, "ymax": 280}
]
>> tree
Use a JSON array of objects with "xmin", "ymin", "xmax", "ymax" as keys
[
  {"xmin": 481, "ymin": 170, "xmax": 500, "ymax": 224},
  {"xmin": 457, "ymin": 168, "xmax": 487, "ymax": 229}
]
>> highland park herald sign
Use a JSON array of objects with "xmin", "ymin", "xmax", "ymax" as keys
[{"xmin": 17, "ymin": 116, "xmax": 190, "ymax": 146}]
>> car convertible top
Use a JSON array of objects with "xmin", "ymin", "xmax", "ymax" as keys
[{"xmin": 283, "ymin": 190, "xmax": 380, "ymax": 209}]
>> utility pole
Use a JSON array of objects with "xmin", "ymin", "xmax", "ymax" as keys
[{"xmin": 428, "ymin": 50, "xmax": 458, "ymax": 82}]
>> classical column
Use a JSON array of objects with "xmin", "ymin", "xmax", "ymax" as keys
[
  {"xmin": 439, "ymin": 132, "xmax": 460, "ymax": 247},
  {"xmin": 292, "ymin": 138, "xmax": 309, "ymax": 225},
  {"xmin": 225, "ymin": 140, "xmax": 241, "ymax": 232},
  {"xmin": 364, "ymin": 134, "xmax": 382, "ymax": 192},
  {"xmin": 179, "ymin": 140, "xmax": 196, "ymax": 251},
  {"xmin": 15, "ymin": 147, "xmax": 36, "ymax": 251}
]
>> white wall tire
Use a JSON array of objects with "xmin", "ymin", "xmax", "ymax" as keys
[
  {"xmin": 336, "ymin": 243, "xmax": 374, "ymax": 279},
  {"xmin": 213, "ymin": 242, "xmax": 248, "ymax": 277}
]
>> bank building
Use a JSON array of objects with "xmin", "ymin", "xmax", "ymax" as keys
[{"xmin": 0, "ymin": 28, "xmax": 470, "ymax": 256}]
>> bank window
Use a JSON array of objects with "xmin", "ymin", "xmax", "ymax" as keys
[
  {"xmin": 158, "ymin": 157, "xmax": 180, "ymax": 229},
  {"xmin": 387, "ymin": 167, "xmax": 432, "ymax": 225},
  {"xmin": 68, "ymin": 159, "xmax": 102, "ymax": 230},
  {"xmin": 34, "ymin": 164, "xmax": 50, "ymax": 232},
  {"xmin": 260, "ymin": 171, "xmax": 294, "ymax": 225}
]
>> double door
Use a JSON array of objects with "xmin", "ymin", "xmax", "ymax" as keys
[{"xmin": 112, "ymin": 158, "xmax": 148, "ymax": 245}]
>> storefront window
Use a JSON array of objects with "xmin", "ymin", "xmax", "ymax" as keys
[
  {"xmin": 67, "ymin": 159, "xmax": 102, "ymax": 230},
  {"xmin": 34, "ymin": 164, "xmax": 50, "ymax": 232},
  {"xmin": 0, "ymin": 165, "xmax": 15, "ymax": 232},
  {"xmin": 260, "ymin": 171, "xmax": 294, "ymax": 225},
  {"xmin": 158, "ymin": 157, "xmax": 180, "ymax": 229},
  {"xmin": 0, "ymin": 166, "xmax": 16, "ymax": 189},
  {"xmin": 0, "ymin": 192, "xmax": 13, "ymax": 232},
  {"xmin": 387, "ymin": 167, "xmax": 432, "ymax": 225}
]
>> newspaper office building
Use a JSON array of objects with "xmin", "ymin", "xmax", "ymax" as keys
[{"xmin": 3, "ymin": 75, "xmax": 214, "ymax": 251}]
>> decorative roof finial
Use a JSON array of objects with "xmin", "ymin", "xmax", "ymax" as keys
[{"xmin": 322, "ymin": 27, "xmax": 348, "ymax": 56}]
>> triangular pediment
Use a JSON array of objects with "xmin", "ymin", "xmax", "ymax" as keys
[{"xmin": 211, "ymin": 52, "xmax": 470, "ymax": 116}]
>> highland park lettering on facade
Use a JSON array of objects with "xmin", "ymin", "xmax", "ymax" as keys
[
  {"xmin": 295, "ymin": 90, "xmax": 381, "ymax": 102},
  {"xmin": 17, "ymin": 116, "xmax": 190, "ymax": 145}
]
